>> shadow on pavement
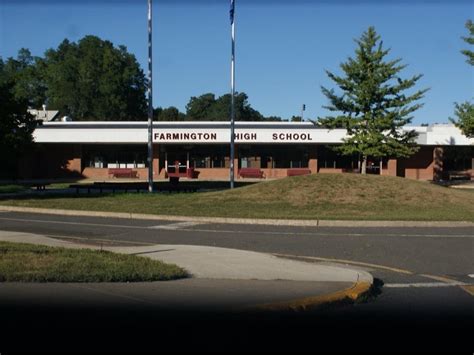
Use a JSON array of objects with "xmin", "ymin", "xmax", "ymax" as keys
[{"xmin": 1, "ymin": 300, "xmax": 471, "ymax": 352}]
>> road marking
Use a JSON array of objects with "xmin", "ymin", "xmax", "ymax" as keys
[
  {"xmin": 0, "ymin": 217, "xmax": 152, "ymax": 230},
  {"xmin": 0, "ymin": 216, "xmax": 473, "ymax": 238},
  {"xmin": 274, "ymin": 253, "xmax": 414, "ymax": 275},
  {"xmin": 186, "ymin": 228, "xmax": 474, "ymax": 238},
  {"xmin": 460, "ymin": 285, "xmax": 474, "ymax": 296},
  {"xmin": 419, "ymin": 274, "xmax": 466, "ymax": 284},
  {"xmin": 384, "ymin": 282, "xmax": 468, "ymax": 288},
  {"xmin": 148, "ymin": 221, "xmax": 203, "ymax": 230},
  {"xmin": 468, "ymin": 274, "xmax": 474, "ymax": 278}
]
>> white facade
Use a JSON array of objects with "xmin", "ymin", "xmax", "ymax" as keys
[{"xmin": 33, "ymin": 121, "xmax": 474, "ymax": 146}]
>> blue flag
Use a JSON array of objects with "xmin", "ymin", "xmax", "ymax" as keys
[{"xmin": 230, "ymin": 0, "xmax": 234, "ymax": 25}]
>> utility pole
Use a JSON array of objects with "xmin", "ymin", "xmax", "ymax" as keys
[{"xmin": 301, "ymin": 104, "xmax": 305, "ymax": 122}]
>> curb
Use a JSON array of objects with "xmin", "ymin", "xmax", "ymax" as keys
[
  {"xmin": 0, "ymin": 205, "xmax": 473, "ymax": 227},
  {"xmin": 250, "ymin": 279, "xmax": 374, "ymax": 312}
]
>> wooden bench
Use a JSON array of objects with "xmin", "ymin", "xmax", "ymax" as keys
[
  {"xmin": 166, "ymin": 168, "xmax": 197, "ymax": 179},
  {"xmin": 448, "ymin": 171, "xmax": 471, "ymax": 181},
  {"xmin": 24, "ymin": 182, "xmax": 51, "ymax": 190},
  {"xmin": 108, "ymin": 168, "xmax": 138, "ymax": 179},
  {"xmin": 239, "ymin": 168, "xmax": 265, "ymax": 179},
  {"xmin": 70, "ymin": 182, "xmax": 198, "ymax": 194},
  {"xmin": 287, "ymin": 168, "xmax": 311, "ymax": 177}
]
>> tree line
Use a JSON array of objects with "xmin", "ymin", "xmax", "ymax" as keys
[
  {"xmin": 154, "ymin": 92, "xmax": 283, "ymax": 122},
  {"xmin": 1, "ymin": 21, "xmax": 472, "ymax": 177},
  {"xmin": 0, "ymin": 35, "xmax": 283, "ymax": 123}
]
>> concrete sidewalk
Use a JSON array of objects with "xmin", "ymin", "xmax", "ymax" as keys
[
  {"xmin": 2, "ymin": 205, "xmax": 473, "ymax": 227},
  {"xmin": 0, "ymin": 230, "xmax": 373, "ymax": 311}
]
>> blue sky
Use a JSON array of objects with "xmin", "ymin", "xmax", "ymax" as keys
[{"xmin": 1, "ymin": 0, "xmax": 473, "ymax": 124}]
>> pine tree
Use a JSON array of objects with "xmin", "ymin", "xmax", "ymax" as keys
[
  {"xmin": 451, "ymin": 20, "xmax": 474, "ymax": 137},
  {"xmin": 318, "ymin": 27, "xmax": 427, "ymax": 174},
  {"xmin": 461, "ymin": 20, "xmax": 474, "ymax": 66}
]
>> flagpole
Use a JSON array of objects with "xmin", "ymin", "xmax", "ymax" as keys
[
  {"xmin": 147, "ymin": 0, "xmax": 154, "ymax": 193},
  {"xmin": 230, "ymin": 0, "xmax": 236, "ymax": 189}
]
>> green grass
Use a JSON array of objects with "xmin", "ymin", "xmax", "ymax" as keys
[
  {"xmin": 1, "ymin": 174, "xmax": 473, "ymax": 221},
  {"xmin": 0, "ymin": 185, "xmax": 29, "ymax": 194},
  {"xmin": 0, "ymin": 241, "xmax": 188, "ymax": 282}
]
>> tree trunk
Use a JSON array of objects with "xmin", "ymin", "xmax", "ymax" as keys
[
  {"xmin": 379, "ymin": 158, "xmax": 383, "ymax": 175},
  {"xmin": 361, "ymin": 156, "xmax": 367, "ymax": 175}
]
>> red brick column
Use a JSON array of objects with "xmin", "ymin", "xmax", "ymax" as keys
[
  {"xmin": 153, "ymin": 144, "xmax": 160, "ymax": 176},
  {"xmin": 382, "ymin": 159, "xmax": 397, "ymax": 176},
  {"xmin": 234, "ymin": 144, "xmax": 239, "ymax": 179},
  {"xmin": 308, "ymin": 146, "xmax": 318, "ymax": 173},
  {"xmin": 67, "ymin": 144, "xmax": 82, "ymax": 175}
]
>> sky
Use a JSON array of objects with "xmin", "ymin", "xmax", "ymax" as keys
[{"xmin": 1, "ymin": 0, "xmax": 473, "ymax": 125}]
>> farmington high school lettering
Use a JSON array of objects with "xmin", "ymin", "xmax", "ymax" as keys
[{"xmin": 153, "ymin": 132, "xmax": 313, "ymax": 142}]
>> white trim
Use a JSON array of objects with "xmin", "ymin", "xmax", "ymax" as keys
[{"xmin": 32, "ymin": 121, "xmax": 474, "ymax": 146}]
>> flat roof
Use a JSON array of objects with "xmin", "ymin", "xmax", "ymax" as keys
[{"xmin": 33, "ymin": 121, "xmax": 474, "ymax": 146}]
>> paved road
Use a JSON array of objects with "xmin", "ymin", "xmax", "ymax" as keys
[{"xmin": 0, "ymin": 211, "xmax": 472, "ymax": 351}]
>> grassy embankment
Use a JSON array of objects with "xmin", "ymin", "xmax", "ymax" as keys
[
  {"xmin": 0, "ymin": 241, "xmax": 187, "ymax": 282},
  {"xmin": 1, "ymin": 174, "xmax": 473, "ymax": 221}
]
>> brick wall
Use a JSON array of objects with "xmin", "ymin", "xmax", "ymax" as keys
[
  {"xmin": 19, "ymin": 144, "xmax": 83, "ymax": 179},
  {"xmin": 400, "ymin": 146, "xmax": 437, "ymax": 181},
  {"xmin": 381, "ymin": 159, "xmax": 397, "ymax": 177}
]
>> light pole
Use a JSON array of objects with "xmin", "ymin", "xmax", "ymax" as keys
[
  {"xmin": 301, "ymin": 104, "xmax": 305, "ymax": 122},
  {"xmin": 229, "ymin": 0, "xmax": 236, "ymax": 189}
]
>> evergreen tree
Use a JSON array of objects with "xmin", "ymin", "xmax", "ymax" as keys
[
  {"xmin": 461, "ymin": 20, "xmax": 474, "ymax": 66},
  {"xmin": 450, "ymin": 20, "xmax": 474, "ymax": 137},
  {"xmin": 318, "ymin": 27, "xmax": 427, "ymax": 174}
]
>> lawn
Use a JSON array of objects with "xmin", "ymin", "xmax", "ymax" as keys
[
  {"xmin": 0, "ymin": 185, "xmax": 29, "ymax": 194},
  {"xmin": 1, "ymin": 174, "xmax": 473, "ymax": 221},
  {"xmin": 0, "ymin": 241, "xmax": 188, "ymax": 282}
]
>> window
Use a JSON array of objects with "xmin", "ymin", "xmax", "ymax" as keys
[{"xmin": 83, "ymin": 145, "xmax": 148, "ymax": 169}]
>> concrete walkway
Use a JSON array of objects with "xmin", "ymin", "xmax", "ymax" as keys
[
  {"xmin": 0, "ymin": 230, "xmax": 373, "ymax": 311},
  {"xmin": 1, "ymin": 205, "xmax": 473, "ymax": 227}
]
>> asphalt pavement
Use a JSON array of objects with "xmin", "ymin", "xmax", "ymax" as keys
[
  {"xmin": 0, "ymin": 211, "xmax": 472, "ymax": 352},
  {"xmin": 0, "ymin": 229, "xmax": 372, "ymax": 310}
]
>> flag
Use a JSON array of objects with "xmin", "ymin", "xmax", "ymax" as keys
[{"xmin": 230, "ymin": 0, "xmax": 235, "ymax": 25}]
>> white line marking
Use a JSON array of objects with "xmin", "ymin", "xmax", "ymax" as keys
[
  {"xmin": 385, "ymin": 282, "xmax": 468, "ymax": 288},
  {"xmin": 148, "ymin": 221, "xmax": 202, "ymax": 230},
  {"xmin": 468, "ymin": 274, "xmax": 474, "ymax": 278},
  {"xmin": 185, "ymin": 228, "xmax": 474, "ymax": 238},
  {"xmin": 0, "ymin": 216, "xmax": 473, "ymax": 238},
  {"xmin": 0, "ymin": 217, "xmax": 147, "ymax": 230}
]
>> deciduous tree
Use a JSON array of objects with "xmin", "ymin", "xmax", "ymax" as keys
[
  {"xmin": 43, "ymin": 36, "xmax": 147, "ymax": 120},
  {"xmin": 0, "ymin": 58, "xmax": 37, "ymax": 178},
  {"xmin": 185, "ymin": 92, "xmax": 275, "ymax": 121}
]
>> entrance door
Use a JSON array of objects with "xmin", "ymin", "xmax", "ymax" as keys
[{"xmin": 166, "ymin": 152, "xmax": 188, "ymax": 174}]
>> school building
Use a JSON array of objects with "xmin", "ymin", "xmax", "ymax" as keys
[{"xmin": 19, "ymin": 121, "xmax": 474, "ymax": 181}]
